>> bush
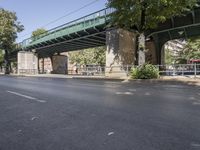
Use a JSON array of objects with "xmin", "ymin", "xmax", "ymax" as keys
[{"xmin": 131, "ymin": 64, "xmax": 159, "ymax": 79}]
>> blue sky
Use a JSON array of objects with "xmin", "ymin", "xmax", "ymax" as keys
[{"xmin": 0, "ymin": 0, "xmax": 107, "ymax": 42}]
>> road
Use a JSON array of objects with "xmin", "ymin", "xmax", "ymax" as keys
[{"xmin": 0, "ymin": 75, "xmax": 200, "ymax": 150}]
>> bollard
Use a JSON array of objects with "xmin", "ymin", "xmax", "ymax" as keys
[{"xmin": 194, "ymin": 63, "xmax": 197, "ymax": 78}]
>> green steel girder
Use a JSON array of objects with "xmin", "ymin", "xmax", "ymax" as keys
[
  {"xmin": 63, "ymin": 41, "xmax": 101, "ymax": 47},
  {"xmin": 33, "ymin": 31, "xmax": 106, "ymax": 51},
  {"xmin": 74, "ymin": 38, "xmax": 104, "ymax": 45},
  {"xmin": 81, "ymin": 37, "xmax": 105, "ymax": 44},
  {"xmin": 92, "ymin": 35, "xmax": 106, "ymax": 40},
  {"xmin": 38, "ymin": 38, "xmax": 104, "ymax": 53}
]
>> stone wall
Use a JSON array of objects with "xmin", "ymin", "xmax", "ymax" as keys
[
  {"xmin": 17, "ymin": 51, "xmax": 38, "ymax": 74},
  {"xmin": 52, "ymin": 55, "xmax": 68, "ymax": 74},
  {"xmin": 106, "ymin": 28, "xmax": 136, "ymax": 78}
]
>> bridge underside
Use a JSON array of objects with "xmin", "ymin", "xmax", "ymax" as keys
[
  {"xmin": 30, "ymin": 26, "xmax": 106, "ymax": 58},
  {"xmin": 147, "ymin": 7, "xmax": 200, "ymax": 64},
  {"xmin": 151, "ymin": 7, "xmax": 200, "ymax": 44}
]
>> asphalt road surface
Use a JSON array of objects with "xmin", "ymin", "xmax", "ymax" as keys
[{"xmin": 0, "ymin": 75, "xmax": 200, "ymax": 150}]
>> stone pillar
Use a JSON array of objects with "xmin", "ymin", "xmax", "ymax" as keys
[
  {"xmin": 17, "ymin": 51, "xmax": 38, "ymax": 75},
  {"xmin": 106, "ymin": 28, "xmax": 136, "ymax": 78},
  {"xmin": 52, "ymin": 55, "xmax": 68, "ymax": 74}
]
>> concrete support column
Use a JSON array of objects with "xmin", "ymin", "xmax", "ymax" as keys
[
  {"xmin": 106, "ymin": 28, "xmax": 136, "ymax": 78},
  {"xmin": 51, "ymin": 55, "xmax": 68, "ymax": 74},
  {"xmin": 17, "ymin": 51, "xmax": 38, "ymax": 75}
]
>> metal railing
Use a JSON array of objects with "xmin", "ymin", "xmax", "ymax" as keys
[
  {"xmin": 2, "ymin": 64, "xmax": 199, "ymax": 77},
  {"xmin": 18, "ymin": 69, "xmax": 38, "ymax": 75},
  {"xmin": 68, "ymin": 65, "xmax": 133, "ymax": 76},
  {"xmin": 156, "ymin": 64, "xmax": 200, "ymax": 77},
  {"xmin": 69, "ymin": 64, "xmax": 200, "ymax": 77}
]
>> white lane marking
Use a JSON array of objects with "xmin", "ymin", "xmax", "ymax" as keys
[
  {"xmin": 7, "ymin": 91, "xmax": 36, "ymax": 100},
  {"xmin": 6, "ymin": 91, "xmax": 46, "ymax": 103},
  {"xmin": 191, "ymin": 143, "xmax": 200, "ymax": 147},
  {"xmin": 193, "ymin": 102, "xmax": 200, "ymax": 105},
  {"xmin": 189, "ymin": 97, "xmax": 196, "ymax": 100},
  {"xmin": 145, "ymin": 92, "xmax": 151, "ymax": 96},
  {"xmin": 116, "ymin": 92, "xmax": 133, "ymax": 95},
  {"xmin": 108, "ymin": 132, "xmax": 115, "ymax": 136},
  {"xmin": 129, "ymin": 89, "xmax": 137, "ymax": 92},
  {"xmin": 35, "ymin": 99, "xmax": 46, "ymax": 103},
  {"xmin": 18, "ymin": 130, "xmax": 22, "ymax": 133},
  {"xmin": 31, "ymin": 117, "xmax": 39, "ymax": 121}
]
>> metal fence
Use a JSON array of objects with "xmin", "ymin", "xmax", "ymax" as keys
[
  {"xmin": 18, "ymin": 69, "xmax": 38, "ymax": 75},
  {"xmin": 70, "ymin": 64, "xmax": 200, "ymax": 77},
  {"xmin": 1, "ymin": 64, "xmax": 200, "ymax": 77},
  {"xmin": 156, "ymin": 64, "xmax": 200, "ymax": 77},
  {"xmin": 68, "ymin": 65, "xmax": 132, "ymax": 76}
]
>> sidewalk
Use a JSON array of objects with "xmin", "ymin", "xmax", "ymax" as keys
[{"xmin": 1, "ymin": 73, "xmax": 200, "ymax": 85}]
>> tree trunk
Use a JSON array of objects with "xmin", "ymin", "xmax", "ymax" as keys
[
  {"xmin": 4, "ymin": 50, "xmax": 10, "ymax": 74},
  {"xmin": 138, "ymin": 33, "xmax": 146, "ymax": 65}
]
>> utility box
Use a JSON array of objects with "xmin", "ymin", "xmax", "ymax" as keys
[{"xmin": 17, "ymin": 51, "xmax": 38, "ymax": 75}]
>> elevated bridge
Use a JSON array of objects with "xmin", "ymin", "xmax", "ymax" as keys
[
  {"xmin": 16, "ymin": 9, "xmax": 113, "ymax": 58},
  {"xmin": 14, "ymin": 4, "xmax": 200, "ymax": 76}
]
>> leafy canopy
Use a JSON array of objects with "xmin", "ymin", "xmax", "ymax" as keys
[
  {"xmin": 31, "ymin": 28, "xmax": 47, "ymax": 41},
  {"xmin": 0, "ymin": 50, "xmax": 3, "ymax": 63},
  {"xmin": 0, "ymin": 8, "xmax": 24, "ymax": 51},
  {"xmin": 68, "ymin": 47, "xmax": 106, "ymax": 65},
  {"xmin": 179, "ymin": 37, "xmax": 200, "ymax": 61},
  {"xmin": 165, "ymin": 48, "xmax": 175, "ymax": 64},
  {"xmin": 107, "ymin": 0, "xmax": 198, "ymax": 32}
]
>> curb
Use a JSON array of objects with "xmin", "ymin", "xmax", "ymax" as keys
[
  {"xmin": 126, "ymin": 78, "xmax": 200, "ymax": 86},
  {"xmin": 1, "ymin": 74, "xmax": 199, "ymax": 86}
]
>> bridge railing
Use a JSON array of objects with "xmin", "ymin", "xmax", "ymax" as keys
[{"xmin": 17, "ymin": 8, "xmax": 113, "ymax": 49}]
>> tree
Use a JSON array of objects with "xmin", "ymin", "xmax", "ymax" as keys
[
  {"xmin": 68, "ymin": 47, "xmax": 106, "ymax": 65},
  {"xmin": 0, "ymin": 50, "xmax": 3, "ymax": 72},
  {"xmin": 31, "ymin": 28, "xmax": 47, "ymax": 41},
  {"xmin": 178, "ymin": 37, "xmax": 200, "ymax": 62},
  {"xmin": 107, "ymin": 0, "xmax": 198, "ymax": 65},
  {"xmin": 0, "ymin": 50, "xmax": 3, "ymax": 63},
  {"xmin": 0, "ymin": 8, "xmax": 24, "ymax": 74},
  {"xmin": 165, "ymin": 48, "xmax": 174, "ymax": 65}
]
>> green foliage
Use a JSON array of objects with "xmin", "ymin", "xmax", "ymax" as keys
[
  {"xmin": 0, "ymin": 49, "xmax": 3, "ymax": 63},
  {"xmin": 31, "ymin": 28, "xmax": 47, "ymax": 41},
  {"xmin": 0, "ymin": 8, "xmax": 24, "ymax": 49},
  {"xmin": 0, "ymin": 8, "xmax": 24, "ymax": 73},
  {"xmin": 131, "ymin": 64, "xmax": 159, "ymax": 79},
  {"xmin": 68, "ymin": 47, "xmax": 106, "ymax": 65},
  {"xmin": 178, "ymin": 37, "xmax": 200, "ymax": 61},
  {"xmin": 107, "ymin": 0, "xmax": 197, "ymax": 32},
  {"xmin": 165, "ymin": 48, "xmax": 174, "ymax": 64},
  {"xmin": 107, "ymin": 0, "xmax": 197, "ymax": 65}
]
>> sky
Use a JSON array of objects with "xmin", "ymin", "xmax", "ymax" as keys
[{"xmin": 0, "ymin": 0, "xmax": 108, "ymax": 42}]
